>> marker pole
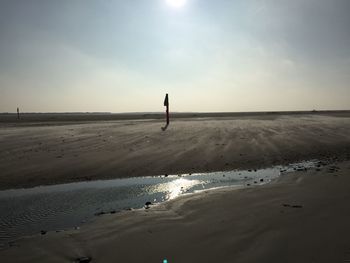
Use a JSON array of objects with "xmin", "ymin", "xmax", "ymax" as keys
[{"xmin": 164, "ymin": 94, "xmax": 169, "ymax": 125}]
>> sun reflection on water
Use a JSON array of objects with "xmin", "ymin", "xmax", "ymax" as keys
[{"xmin": 146, "ymin": 178, "xmax": 202, "ymax": 201}]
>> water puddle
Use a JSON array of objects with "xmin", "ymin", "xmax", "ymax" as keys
[{"xmin": 0, "ymin": 160, "xmax": 318, "ymax": 244}]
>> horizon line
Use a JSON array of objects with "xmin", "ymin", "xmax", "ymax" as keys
[{"xmin": 1, "ymin": 109, "xmax": 350, "ymax": 115}]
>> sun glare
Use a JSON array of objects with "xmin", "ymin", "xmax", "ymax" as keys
[{"xmin": 166, "ymin": 0, "xmax": 187, "ymax": 8}]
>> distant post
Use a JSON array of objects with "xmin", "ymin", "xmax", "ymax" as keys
[
  {"xmin": 17, "ymin": 107, "xmax": 20, "ymax": 120},
  {"xmin": 164, "ymin": 93, "xmax": 169, "ymax": 125}
]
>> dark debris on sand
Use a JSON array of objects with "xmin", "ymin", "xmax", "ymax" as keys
[
  {"xmin": 76, "ymin": 257, "xmax": 92, "ymax": 263},
  {"xmin": 282, "ymin": 204, "xmax": 303, "ymax": 208},
  {"xmin": 145, "ymin": 201, "xmax": 152, "ymax": 209}
]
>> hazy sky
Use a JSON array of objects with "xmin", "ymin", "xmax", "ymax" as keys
[{"xmin": 0, "ymin": 0, "xmax": 349, "ymax": 112}]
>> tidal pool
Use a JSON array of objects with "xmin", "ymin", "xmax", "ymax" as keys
[{"xmin": 0, "ymin": 160, "xmax": 317, "ymax": 244}]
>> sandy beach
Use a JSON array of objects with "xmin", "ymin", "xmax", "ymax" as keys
[
  {"xmin": 1, "ymin": 160, "xmax": 350, "ymax": 262},
  {"xmin": 1, "ymin": 112, "xmax": 350, "ymax": 262},
  {"xmin": 2, "ymin": 0, "xmax": 349, "ymax": 261},
  {"xmin": 0, "ymin": 112, "xmax": 350, "ymax": 190}
]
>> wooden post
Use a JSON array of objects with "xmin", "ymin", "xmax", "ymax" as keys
[
  {"xmin": 17, "ymin": 107, "xmax": 20, "ymax": 120},
  {"xmin": 164, "ymin": 94, "xmax": 169, "ymax": 125}
]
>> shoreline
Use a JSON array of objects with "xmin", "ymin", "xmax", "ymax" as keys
[
  {"xmin": 0, "ymin": 158, "xmax": 325, "ymax": 192},
  {"xmin": 1, "ymin": 158, "xmax": 349, "ymax": 262},
  {"xmin": 0, "ymin": 159, "xmax": 320, "ymax": 244}
]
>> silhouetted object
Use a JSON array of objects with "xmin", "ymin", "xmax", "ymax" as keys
[
  {"xmin": 17, "ymin": 107, "xmax": 20, "ymax": 120},
  {"xmin": 162, "ymin": 94, "xmax": 169, "ymax": 131}
]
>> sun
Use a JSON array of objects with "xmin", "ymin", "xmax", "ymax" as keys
[{"xmin": 166, "ymin": 0, "xmax": 187, "ymax": 8}]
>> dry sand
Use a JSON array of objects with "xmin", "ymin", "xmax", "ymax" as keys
[
  {"xmin": 0, "ymin": 112, "xmax": 350, "ymax": 189},
  {"xmin": 1, "ymin": 161, "xmax": 350, "ymax": 263}
]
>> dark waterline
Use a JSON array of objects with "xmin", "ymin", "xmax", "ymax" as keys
[{"xmin": 0, "ymin": 161, "xmax": 317, "ymax": 245}]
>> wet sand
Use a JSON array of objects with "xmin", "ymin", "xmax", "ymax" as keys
[
  {"xmin": 1, "ymin": 160, "xmax": 350, "ymax": 262},
  {"xmin": 0, "ymin": 112, "xmax": 350, "ymax": 190}
]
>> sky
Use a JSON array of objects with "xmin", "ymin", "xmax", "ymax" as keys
[{"xmin": 0, "ymin": 0, "xmax": 349, "ymax": 113}]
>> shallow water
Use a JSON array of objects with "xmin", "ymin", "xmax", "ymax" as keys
[{"xmin": 0, "ymin": 161, "xmax": 317, "ymax": 244}]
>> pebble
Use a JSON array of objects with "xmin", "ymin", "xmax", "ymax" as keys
[{"xmin": 145, "ymin": 201, "xmax": 152, "ymax": 209}]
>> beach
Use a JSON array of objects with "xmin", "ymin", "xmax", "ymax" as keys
[
  {"xmin": 0, "ymin": 112, "xmax": 349, "ymax": 189},
  {"xmin": 0, "ymin": 111, "xmax": 350, "ymax": 262},
  {"xmin": 2, "ymin": 0, "xmax": 350, "ymax": 261},
  {"xmin": 1, "ymin": 160, "xmax": 350, "ymax": 262}
]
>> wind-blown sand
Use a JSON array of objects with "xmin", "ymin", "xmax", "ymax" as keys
[
  {"xmin": 0, "ymin": 112, "xmax": 350, "ymax": 189},
  {"xmin": 0, "ymin": 112, "xmax": 350, "ymax": 262}
]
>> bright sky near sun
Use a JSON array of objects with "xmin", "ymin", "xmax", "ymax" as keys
[
  {"xmin": 166, "ymin": 0, "xmax": 187, "ymax": 8},
  {"xmin": 0, "ymin": 0, "xmax": 349, "ymax": 113}
]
